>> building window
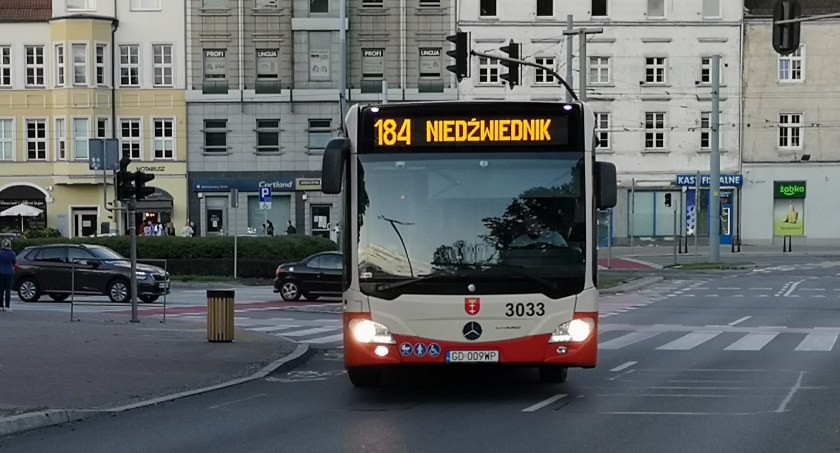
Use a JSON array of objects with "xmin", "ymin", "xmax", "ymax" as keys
[
  {"xmin": 699, "ymin": 57, "xmax": 722, "ymax": 84},
  {"xmin": 478, "ymin": 57, "xmax": 501, "ymax": 84},
  {"xmin": 702, "ymin": 0, "xmax": 720, "ymax": 17},
  {"xmin": 645, "ymin": 57, "xmax": 666, "ymax": 83},
  {"xmin": 647, "ymin": 0, "xmax": 665, "ymax": 18},
  {"xmin": 779, "ymin": 46, "xmax": 804, "ymax": 82},
  {"xmin": 130, "ymin": 0, "xmax": 161, "ymax": 10},
  {"xmin": 120, "ymin": 45, "xmax": 140, "ymax": 86},
  {"xmin": 203, "ymin": 0, "xmax": 226, "ymax": 8},
  {"xmin": 204, "ymin": 49, "xmax": 226, "ymax": 80},
  {"xmin": 25, "ymin": 46, "xmax": 45, "ymax": 87},
  {"xmin": 589, "ymin": 56, "xmax": 610, "ymax": 84},
  {"xmin": 534, "ymin": 57, "xmax": 555, "ymax": 84},
  {"xmin": 595, "ymin": 113, "xmax": 610, "ymax": 150},
  {"xmin": 419, "ymin": 48, "xmax": 441, "ymax": 77},
  {"xmin": 645, "ymin": 112, "xmax": 666, "ymax": 150},
  {"xmin": 153, "ymin": 44, "xmax": 173, "ymax": 87},
  {"xmin": 700, "ymin": 112, "xmax": 711, "ymax": 150},
  {"xmin": 55, "ymin": 118, "xmax": 66, "ymax": 160},
  {"xmin": 73, "ymin": 118, "xmax": 89, "ymax": 159},
  {"xmin": 309, "ymin": 32, "xmax": 331, "ymax": 81},
  {"xmin": 480, "ymin": 0, "xmax": 497, "ymax": 17},
  {"xmin": 308, "ymin": 119, "xmax": 332, "ymax": 150},
  {"xmin": 153, "ymin": 119, "xmax": 174, "ymax": 159},
  {"xmin": 55, "ymin": 44, "xmax": 65, "ymax": 87},
  {"xmin": 310, "ymin": 0, "xmax": 328, "ymax": 13},
  {"xmin": 96, "ymin": 44, "xmax": 107, "ymax": 86},
  {"xmin": 362, "ymin": 49, "xmax": 384, "ymax": 78},
  {"xmin": 592, "ymin": 0, "xmax": 608, "ymax": 17},
  {"xmin": 362, "ymin": 0, "xmax": 383, "ymax": 6},
  {"xmin": 96, "ymin": 118, "xmax": 109, "ymax": 138},
  {"xmin": 0, "ymin": 46, "xmax": 10, "ymax": 87},
  {"xmin": 72, "ymin": 43, "xmax": 87, "ymax": 85},
  {"xmin": 204, "ymin": 120, "xmax": 227, "ymax": 153},
  {"xmin": 257, "ymin": 49, "xmax": 279, "ymax": 79},
  {"xmin": 26, "ymin": 120, "xmax": 47, "ymax": 161},
  {"xmin": 256, "ymin": 119, "xmax": 280, "ymax": 153},
  {"xmin": 0, "ymin": 119, "xmax": 13, "ymax": 161},
  {"xmin": 778, "ymin": 113, "xmax": 802, "ymax": 149},
  {"xmin": 536, "ymin": 0, "xmax": 552, "ymax": 16},
  {"xmin": 66, "ymin": 0, "xmax": 95, "ymax": 11},
  {"xmin": 120, "ymin": 119, "xmax": 141, "ymax": 160},
  {"xmin": 256, "ymin": 0, "xmax": 279, "ymax": 8}
]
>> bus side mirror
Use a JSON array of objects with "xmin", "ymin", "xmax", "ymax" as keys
[
  {"xmin": 322, "ymin": 138, "xmax": 350, "ymax": 194},
  {"xmin": 595, "ymin": 161, "xmax": 617, "ymax": 209}
]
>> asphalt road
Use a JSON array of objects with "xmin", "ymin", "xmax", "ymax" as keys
[{"xmin": 4, "ymin": 262, "xmax": 840, "ymax": 452}]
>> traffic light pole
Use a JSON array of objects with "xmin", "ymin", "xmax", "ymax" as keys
[
  {"xmin": 470, "ymin": 50, "xmax": 579, "ymax": 101},
  {"xmin": 562, "ymin": 26, "xmax": 603, "ymax": 103},
  {"xmin": 128, "ymin": 199, "xmax": 139, "ymax": 323}
]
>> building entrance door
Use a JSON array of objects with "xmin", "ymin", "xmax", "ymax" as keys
[{"xmin": 72, "ymin": 209, "xmax": 98, "ymax": 238}]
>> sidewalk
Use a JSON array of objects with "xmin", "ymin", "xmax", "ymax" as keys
[
  {"xmin": 0, "ymin": 308, "xmax": 309, "ymax": 437},
  {"xmin": 599, "ymin": 243, "xmax": 840, "ymax": 269}
]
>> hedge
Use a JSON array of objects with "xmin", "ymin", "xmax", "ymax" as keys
[{"xmin": 10, "ymin": 235, "xmax": 338, "ymax": 279}]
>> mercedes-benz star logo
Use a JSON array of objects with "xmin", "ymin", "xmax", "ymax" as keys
[{"xmin": 463, "ymin": 322, "xmax": 482, "ymax": 341}]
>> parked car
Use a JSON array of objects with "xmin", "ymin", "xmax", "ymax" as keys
[
  {"xmin": 0, "ymin": 232, "xmax": 25, "ymax": 242},
  {"xmin": 13, "ymin": 244, "xmax": 170, "ymax": 303},
  {"xmin": 274, "ymin": 251, "xmax": 342, "ymax": 301}
]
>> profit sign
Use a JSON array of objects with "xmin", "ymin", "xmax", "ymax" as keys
[
  {"xmin": 372, "ymin": 117, "xmax": 568, "ymax": 147},
  {"xmin": 774, "ymin": 181, "xmax": 806, "ymax": 199}
]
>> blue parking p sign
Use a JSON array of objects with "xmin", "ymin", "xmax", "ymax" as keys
[{"xmin": 259, "ymin": 187, "xmax": 272, "ymax": 202}]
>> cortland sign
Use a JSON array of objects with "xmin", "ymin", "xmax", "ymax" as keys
[
  {"xmin": 676, "ymin": 174, "xmax": 743, "ymax": 187},
  {"xmin": 774, "ymin": 181, "xmax": 806, "ymax": 199}
]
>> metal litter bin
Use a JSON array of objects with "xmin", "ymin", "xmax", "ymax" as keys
[{"xmin": 207, "ymin": 289, "xmax": 235, "ymax": 342}]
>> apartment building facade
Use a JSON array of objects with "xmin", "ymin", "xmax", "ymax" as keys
[
  {"xmin": 185, "ymin": 0, "xmax": 456, "ymax": 238},
  {"xmin": 0, "ymin": 0, "xmax": 188, "ymax": 237},
  {"xmin": 456, "ymin": 0, "xmax": 743, "ymax": 245}
]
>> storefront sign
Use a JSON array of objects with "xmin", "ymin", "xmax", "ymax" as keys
[
  {"xmin": 675, "ymin": 174, "xmax": 743, "ymax": 187},
  {"xmin": 193, "ymin": 178, "xmax": 297, "ymax": 192},
  {"xmin": 295, "ymin": 178, "xmax": 322, "ymax": 191},
  {"xmin": 773, "ymin": 181, "xmax": 806, "ymax": 199},
  {"xmin": 136, "ymin": 166, "xmax": 167, "ymax": 172}
]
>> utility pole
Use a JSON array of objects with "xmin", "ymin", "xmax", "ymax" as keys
[
  {"xmin": 565, "ymin": 15, "xmax": 573, "ymax": 102},
  {"xmin": 339, "ymin": 0, "xmax": 347, "ymax": 131},
  {"xmin": 709, "ymin": 55, "xmax": 721, "ymax": 263},
  {"xmin": 128, "ymin": 199, "xmax": 139, "ymax": 323},
  {"xmin": 563, "ymin": 25, "xmax": 603, "ymax": 102}
]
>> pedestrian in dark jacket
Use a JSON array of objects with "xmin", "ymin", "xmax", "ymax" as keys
[
  {"xmin": 0, "ymin": 239, "xmax": 16, "ymax": 312},
  {"xmin": 266, "ymin": 220, "xmax": 275, "ymax": 236},
  {"xmin": 286, "ymin": 220, "xmax": 296, "ymax": 235}
]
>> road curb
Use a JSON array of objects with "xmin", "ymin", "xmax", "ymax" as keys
[
  {"xmin": 600, "ymin": 276, "xmax": 664, "ymax": 294},
  {"xmin": 0, "ymin": 343, "xmax": 312, "ymax": 438}
]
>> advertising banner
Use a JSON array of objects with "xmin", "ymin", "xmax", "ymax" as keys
[{"xmin": 773, "ymin": 181, "xmax": 806, "ymax": 237}]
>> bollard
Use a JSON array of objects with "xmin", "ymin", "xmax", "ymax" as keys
[
  {"xmin": 783, "ymin": 235, "xmax": 792, "ymax": 253},
  {"xmin": 207, "ymin": 289, "xmax": 235, "ymax": 342}
]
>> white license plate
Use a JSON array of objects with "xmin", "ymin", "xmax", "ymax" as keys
[
  {"xmin": 445, "ymin": 350, "xmax": 499, "ymax": 363},
  {"xmin": 158, "ymin": 282, "xmax": 169, "ymax": 289}
]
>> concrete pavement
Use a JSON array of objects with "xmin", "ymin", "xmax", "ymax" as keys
[{"xmin": 0, "ymin": 307, "xmax": 310, "ymax": 438}]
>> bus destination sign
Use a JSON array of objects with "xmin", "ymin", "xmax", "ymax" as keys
[{"xmin": 370, "ymin": 116, "xmax": 569, "ymax": 148}]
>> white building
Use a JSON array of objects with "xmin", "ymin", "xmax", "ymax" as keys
[{"xmin": 456, "ymin": 0, "xmax": 743, "ymax": 246}]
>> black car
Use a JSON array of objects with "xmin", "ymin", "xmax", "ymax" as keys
[
  {"xmin": 14, "ymin": 244, "xmax": 170, "ymax": 303},
  {"xmin": 274, "ymin": 251, "xmax": 342, "ymax": 301}
]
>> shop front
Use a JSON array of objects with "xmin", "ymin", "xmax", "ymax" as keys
[{"xmin": 0, "ymin": 184, "xmax": 49, "ymax": 232}]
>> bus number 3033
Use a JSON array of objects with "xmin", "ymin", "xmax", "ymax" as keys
[
  {"xmin": 505, "ymin": 302, "xmax": 545, "ymax": 317},
  {"xmin": 374, "ymin": 118, "xmax": 412, "ymax": 146}
]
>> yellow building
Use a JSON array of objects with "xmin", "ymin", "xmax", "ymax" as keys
[{"xmin": 0, "ymin": 0, "xmax": 187, "ymax": 237}]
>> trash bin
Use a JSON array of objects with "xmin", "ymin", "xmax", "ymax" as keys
[{"xmin": 207, "ymin": 289, "xmax": 235, "ymax": 342}]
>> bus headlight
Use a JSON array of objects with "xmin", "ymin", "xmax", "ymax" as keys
[
  {"xmin": 549, "ymin": 318, "xmax": 595, "ymax": 343},
  {"xmin": 349, "ymin": 319, "xmax": 396, "ymax": 344}
]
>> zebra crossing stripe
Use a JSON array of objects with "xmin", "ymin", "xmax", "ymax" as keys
[
  {"xmin": 600, "ymin": 331, "xmax": 662, "ymax": 349},
  {"xmin": 724, "ymin": 333, "xmax": 778, "ymax": 351},
  {"xmin": 275, "ymin": 327, "xmax": 338, "ymax": 337},
  {"xmin": 795, "ymin": 333, "xmax": 839, "ymax": 351},
  {"xmin": 250, "ymin": 325, "xmax": 299, "ymax": 332},
  {"xmin": 305, "ymin": 333, "xmax": 344, "ymax": 344},
  {"xmin": 656, "ymin": 332, "xmax": 721, "ymax": 350}
]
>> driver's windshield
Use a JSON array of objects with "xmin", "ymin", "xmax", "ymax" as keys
[{"xmin": 357, "ymin": 151, "xmax": 586, "ymax": 299}]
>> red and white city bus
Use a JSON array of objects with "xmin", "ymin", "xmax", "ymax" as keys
[{"xmin": 321, "ymin": 101, "xmax": 617, "ymax": 387}]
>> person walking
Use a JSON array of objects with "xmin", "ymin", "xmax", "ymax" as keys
[
  {"xmin": 266, "ymin": 220, "xmax": 275, "ymax": 236},
  {"xmin": 181, "ymin": 222, "xmax": 194, "ymax": 237},
  {"xmin": 286, "ymin": 220, "xmax": 296, "ymax": 235},
  {"xmin": 0, "ymin": 239, "xmax": 16, "ymax": 312}
]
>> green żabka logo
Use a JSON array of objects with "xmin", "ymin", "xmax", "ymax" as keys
[{"xmin": 774, "ymin": 181, "xmax": 806, "ymax": 198}]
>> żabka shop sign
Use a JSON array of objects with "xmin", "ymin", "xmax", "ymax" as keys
[{"xmin": 774, "ymin": 181, "xmax": 806, "ymax": 199}]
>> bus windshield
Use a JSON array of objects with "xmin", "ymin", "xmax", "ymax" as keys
[{"xmin": 357, "ymin": 151, "xmax": 587, "ymax": 299}]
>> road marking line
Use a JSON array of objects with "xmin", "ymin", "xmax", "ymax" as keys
[
  {"xmin": 656, "ymin": 332, "xmax": 721, "ymax": 350},
  {"xmin": 784, "ymin": 279, "xmax": 806, "ymax": 297},
  {"xmin": 250, "ymin": 325, "xmax": 300, "ymax": 332},
  {"xmin": 600, "ymin": 331, "xmax": 662, "ymax": 350},
  {"xmin": 724, "ymin": 333, "xmax": 778, "ymax": 351},
  {"xmin": 748, "ymin": 288, "xmax": 773, "ymax": 290},
  {"xmin": 276, "ymin": 327, "xmax": 338, "ymax": 337},
  {"xmin": 610, "ymin": 361, "xmax": 637, "ymax": 372},
  {"xmin": 209, "ymin": 394, "xmax": 267, "ymax": 410},
  {"xmin": 304, "ymin": 333, "xmax": 344, "ymax": 344},
  {"xmin": 728, "ymin": 316, "xmax": 751, "ymax": 326},
  {"xmin": 718, "ymin": 287, "xmax": 740, "ymax": 290},
  {"xmin": 776, "ymin": 371, "xmax": 804, "ymax": 413},
  {"xmin": 795, "ymin": 333, "xmax": 839, "ymax": 351},
  {"xmin": 522, "ymin": 394, "xmax": 566, "ymax": 412},
  {"xmin": 800, "ymin": 288, "xmax": 826, "ymax": 291}
]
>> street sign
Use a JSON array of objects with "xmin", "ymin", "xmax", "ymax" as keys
[
  {"xmin": 260, "ymin": 201, "xmax": 272, "ymax": 210},
  {"xmin": 88, "ymin": 139, "xmax": 120, "ymax": 171},
  {"xmin": 259, "ymin": 186, "xmax": 272, "ymax": 202}
]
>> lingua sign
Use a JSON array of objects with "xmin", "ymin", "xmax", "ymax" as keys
[{"xmin": 773, "ymin": 181, "xmax": 806, "ymax": 199}]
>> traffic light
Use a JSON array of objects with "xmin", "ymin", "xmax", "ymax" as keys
[
  {"xmin": 773, "ymin": 0, "xmax": 801, "ymax": 55},
  {"xmin": 664, "ymin": 193, "xmax": 672, "ymax": 207},
  {"xmin": 116, "ymin": 157, "xmax": 136, "ymax": 201},
  {"xmin": 446, "ymin": 30, "xmax": 470, "ymax": 81},
  {"xmin": 134, "ymin": 171, "xmax": 156, "ymax": 201},
  {"xmin": 499, "ymin": 40, "xmax": 521, "ymax": 88}
]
